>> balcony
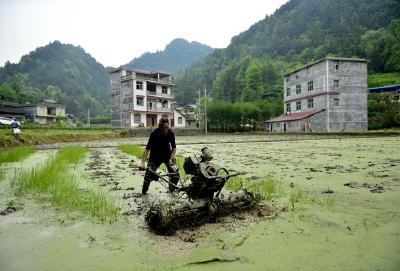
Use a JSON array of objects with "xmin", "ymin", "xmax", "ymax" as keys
[
  {"xmin": 146, "ymin": 91, "xmax": 174, "ymax": 99},
  {"xmin": 147, "ymin": 105, "xmax": 172, "ymax": 112}
]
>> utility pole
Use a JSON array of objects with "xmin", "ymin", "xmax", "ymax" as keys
[
  {"xmin": 198, "ymin": 89, "xmax": 201, "ymax": 129},
  {"xmin": 87, "ymin": 108, "xmax": 90, "ymax": 128},
  {"xmin": 204, "ymin": 88, "xmax": 207, "ymax": 135}
]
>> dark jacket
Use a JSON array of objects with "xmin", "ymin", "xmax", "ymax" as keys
[{"xmin": 146, "ymin": 128, "xmax": 176, "ymax": 163}]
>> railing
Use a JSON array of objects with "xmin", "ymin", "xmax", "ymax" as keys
[
  {"xmin": 146, "ymin": 91, "xmax": 174, "ymax": 99},
  {"xmin": 120, "ymin": 74, "xmax": 174, "ymax": 85},
  {"xmin": 147, "ymin": 106, "xmax": 172, "ymax": 112}
]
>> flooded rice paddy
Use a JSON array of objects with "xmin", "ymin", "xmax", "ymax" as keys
[{"xmin": 0, "ymin": 134, "xmax": 399, "ymax": 270}]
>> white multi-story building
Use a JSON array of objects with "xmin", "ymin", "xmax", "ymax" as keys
[{"xmin": 110, "ymin": 67, "xmax": 175, "ymax": 127}]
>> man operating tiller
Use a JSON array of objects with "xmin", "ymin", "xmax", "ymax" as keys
[{"xmin": 140, "ymin": 118, "xmax": 180, "ymax": 195}]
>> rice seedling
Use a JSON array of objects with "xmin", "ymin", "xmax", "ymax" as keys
[
  {"xmin": 175, "ymin": 155, "xmax": 186, "ymax": 179},
  {"xmin": 78, "ymin": 189, "xmax": 120, "ymax": 223},
  {"xmin": 118, "ymin": 144, "xmax": 144, "ymax": 159},
  {"xmin": 309, "ymin": 193, "xmax": 335, "ymax": 209},
  {"xmin": 225, "ymin": 176, "xmax": 245, "ymax": 190},
  {"xmin": 11, "ymin": 146, "xmax": 120, "ymax": 223},
  {"xmin": 290, "ymin": 189, "xmax": 305, "ymax": 210},
  {"xmin": 247, "ymin": 178, "xmax": 278, "ymax": 201},
  {"xmin": 225, "ymin": 176, "xmax": 279, "ymax": 201},
  {"xmin": 0, "ymin": 146, "xmax": 36, "ymax": 163}
]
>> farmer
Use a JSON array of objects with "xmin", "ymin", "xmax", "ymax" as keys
[
  {"xmin": 10, "ymin": 118, "xmax": 21, "ymax": 136},
  {"xmin": 140, "ymin": 117, "xmax": 180, "ymax": 195}
]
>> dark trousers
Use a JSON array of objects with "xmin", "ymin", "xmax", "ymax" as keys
[{"xmin": 142, "ymin": 160, "xmax": 180, "ymax": 194}]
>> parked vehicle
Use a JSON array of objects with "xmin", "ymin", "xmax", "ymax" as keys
[{"xmin": 0, "ymin": 117, "xmax": 13, "ymax": 126}]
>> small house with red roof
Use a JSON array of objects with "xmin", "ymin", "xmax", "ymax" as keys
[{"xmin": 264, "ymin": 57, "xmax": 368, "ymax": 132}]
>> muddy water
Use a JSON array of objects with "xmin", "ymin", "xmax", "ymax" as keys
[{"xmin": 1, "ymin": 136, "xmax": 400, "ymax": 270}]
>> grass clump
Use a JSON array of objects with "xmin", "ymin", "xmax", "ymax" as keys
[
  {"xmin": 290, "ymin": 189, "xmax": 305, "ymax": 210},
  {"xmin": 119, "ymin": 144, "xmax": 144, "ymax": 159},
  {"xmin": 175, "ymin": 155, "xmax": 186, "ymax": 179},
  {"xmin": 226, "ymin": 176, "xmax": 279, "ymax": 201},
  {"xmin": 11, "ymin": 146, "xmax": 120, "ymax": 223},
  {"xmin": 0, "ymin": 146, "xmax": 36, "ymax": 163}
]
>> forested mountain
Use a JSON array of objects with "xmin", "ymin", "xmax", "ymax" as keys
[
  {"xmin": 125, "ymin": 38, "xmax": 214, "ymax": 73},
  {"xmin": 0, "ymin": 41, "xmax": 109, "ymax": 117},
  {"xmin": 174, "ymin": 0, "xmax": 400, "ymax": 104}
]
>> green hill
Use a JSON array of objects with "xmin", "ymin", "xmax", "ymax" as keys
[
  {"xmin": 174, "ymin": 0, "xmax": 400, "ymax": 104},
  {"xmin": 125, "ymin": 38, "xmax": 214, "ymax": 73},
  {"xmin": 0, "ymin": 41, "xmax": 109, "ymax": 117}
]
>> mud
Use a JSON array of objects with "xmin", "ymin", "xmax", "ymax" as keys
[
  {"xmin": 0, "ymin": 206, "xmax": 22, "ymax": 215},
  {"xmin": 0, "ymin": 136, "xmax": 399, "ymax": 271}
]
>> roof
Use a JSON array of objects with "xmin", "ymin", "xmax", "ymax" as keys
[
  {"xmin": 42, "ymin": 99, "xmax": 58, "ymax": 103},
  {"xmin": 0, "ymin": 101, "xmax": 34, "ymax": 115},
  {"xmin": 37, "ymin": 100, "xmax": 65, "ymax": 107},
  {"xmin": 265, "ymin": 109, "xmax": 325, "ymax": 123},
  {"xmin": 109, "ymin": 66, "xmax": 171, "ymax": 78},
  {"xmin": 284, "ymin": 57, "xmax": 368, "ymax": 77},
  {"xmin": 1, "ymin": 101, "xmax": 33, "ymax": 107},
  {"xmin": 368, "ymin": 84, "xmax": 400, "ymax": 92}
]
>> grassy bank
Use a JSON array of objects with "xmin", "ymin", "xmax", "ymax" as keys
[
  {"xmin": 0, "ymin": 128, "xmax": 123, "ymax": 148},
  {"xmin": 10, "ymin": 146, "xmax": 120, "ymax": 222}
]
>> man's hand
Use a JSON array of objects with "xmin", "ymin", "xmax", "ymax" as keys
[
  {"xmin": 169, "ymin": 157, "xmax": 176, "ymax": 166},
  {"xmin": 139, "ymin": 160, "xmax": 146, "ymax": 171}
]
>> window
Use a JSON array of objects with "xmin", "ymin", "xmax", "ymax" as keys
[
  {"xmin": 334, "ymin": 98, "xmax": 340, "ymax": 106},
  {"xmin": 334, "ymin": 80, "xmax": 339, "ymax": 88},
  {"xmin": 296, "ymin": 84, "xmax": 301, "ymax": 94},
  {"xmin": 47, "ymin": 107, "xmax": 56, "ymax": 116},
  {"xmin": 307, "ymin": 81, "xmax": 313, "ymax": 91},
  {"xmin": 335, "ymin": 62, "xmax": 339, "ymax": 70},
  {"xmin": 296, "ymin": 101, "xmax": 301, "ymax": 111},
  {"xmin": 286, "ymin": 103, "xmax": 291, "ymax": 113},
  {"xmin": 136, "ymin": 97, "xmax": 144, "ymax": 106},
  {"xmin": 134, "ymin": 114, "xmax": 141, "ymax": 124},
  {"xmin": 286, "ymin": 88, "xmax": 291, "ymax": 97},
  {"xmin": 162, "ymin": 86, "xmax": 168, "ymax": 94},
  {"xmin": 308, "ymin": 99, "xmax": 314, "ymax": 109},
  {"xmin": 178, "ymin": 117, "xmax": 182, "ymax": 124},
  {"xmin": 162, "ymin": 100, "xmax": 168, "ymax": 108},
  {"xmin": 136, "ymin": 81, "xmax": 143, "ymax": 90}
]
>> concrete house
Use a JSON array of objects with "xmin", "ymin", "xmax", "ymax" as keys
[
  {"xmin": 0, "ymin": 99, "xmax": 65, "ymax": 124},
  {"xmin": 172, "ymin": 109, "xmax": 186, "ymax": 128},
  {"xmin": 29, "ymin": 99, "xmax": 66, "ymax": 124},
  {"xmin": 369, "ymin": 83, "xmax": 400, "ymax": 101},
  {"xmin": 175, "ymin": 104, "xmax": 197, "ymax": 127},
  {"xmin": 265, "ymin": 57, "xmax": 368, "ymax": 132},
  {"xmin": 110, "ymin": 67, "xmax": 176, "ymax": 128}
]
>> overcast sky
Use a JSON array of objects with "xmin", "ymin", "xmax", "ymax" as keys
[{"xmin": 0, "ymin": 0, "xmax": 288, "ymax": 67}]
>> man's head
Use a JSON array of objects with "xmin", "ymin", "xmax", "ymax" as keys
[{"xmin": 158, "ymin": 118, "xmax": 170, "ymax": 134}]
